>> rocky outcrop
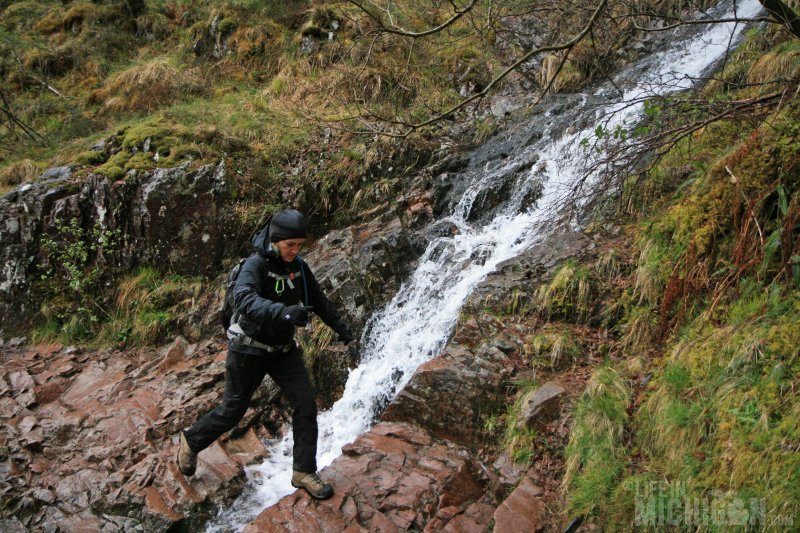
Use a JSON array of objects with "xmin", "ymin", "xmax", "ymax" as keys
[
  {"xmin": 305, "ymin": 208, "xmax": 427, "ymax": 331},
  {"xmin": 0, "ymin": 338, "xmax": 278, "ymax": 531},
  {"xmin": 0, "ymin": 162, "xmax": 231, "ymax": 333}
]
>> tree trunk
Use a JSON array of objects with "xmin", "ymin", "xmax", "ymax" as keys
[{"xmin": 759, "ymin": 0, "xmax": 800, "ymax": 39}]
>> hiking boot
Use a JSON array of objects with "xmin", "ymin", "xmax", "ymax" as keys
[
  {"xmin": 177, "ymin": 432, "xmax": 197, "ymax": 476},
  {"xmin": 291, "ymin": 470, "xmax": 333, "ymax": 500}
]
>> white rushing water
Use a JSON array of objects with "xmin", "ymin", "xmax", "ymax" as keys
[{"xmin": 207, "ymin": 2, "xmax": 761, "ymax": 530}]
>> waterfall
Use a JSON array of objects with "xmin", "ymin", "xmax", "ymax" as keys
[{"xmin": 207, "ymin": 1, "xmax": 761, "ymax": 529}]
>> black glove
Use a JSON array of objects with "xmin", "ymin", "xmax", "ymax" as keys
[{"xmin": 283, "ymin": 305, "xmax": 312, "ymax": 326}]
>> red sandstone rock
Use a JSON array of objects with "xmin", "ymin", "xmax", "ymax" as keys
[
  {"xmin": 0, "ymin": 339, "xmax": 272, "ymax": 531},
  {"xmin": 492, "ymin": 474, "xmax": 546, "ymax": 533},
  {"xmin": 246, "ymin": 422, "xmax": 491, "ymax": 532}
]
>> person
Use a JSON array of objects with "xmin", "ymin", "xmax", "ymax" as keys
[{"xmin": 177, "ymin": 209, "xmax": 356, "ymax": 500}]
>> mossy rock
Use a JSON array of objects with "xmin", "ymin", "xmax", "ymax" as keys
[
  {"xmin": 218, "ymin": 17, "xmax": 237, "ymax": 35},
  {"xmin": 75, "ymin": 150, "xmax": 108, "ymax": 165},
  {"xmin": 121, "ymin": 124, "xmax": 183, "ymax": 152}
]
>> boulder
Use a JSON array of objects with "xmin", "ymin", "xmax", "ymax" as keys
[
  {"xmin": 381, "ymin": 337, "xmax": 517, "ymax": 450},
  {"xmin": 492, "ymin": 473, "xmax": 546, "ymax": 533},
  {"xmin": 305, "ymin": 214, "xmax": 423, "ymax": 330},
  {"xmin": 515, "ymin": 381, "xmax": 567, "ymax": 431}
]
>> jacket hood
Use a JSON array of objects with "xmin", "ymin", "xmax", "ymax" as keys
[{"xmin": 252, "ymin": 224, "xmax": 274, "ymax": 257}]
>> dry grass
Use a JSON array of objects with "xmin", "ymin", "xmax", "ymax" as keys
[
  {"xmin": 0, "ymin": 159, "xmax": 40, "ymax": 188},
  {"xmin": 632, "ymin": 238, "xmax": 663, "ymax": 305},
  {"xmin": 535, "ymin": 260, "xmax": 593, "ymax": 322},
  {"xmin": 105, "ymin": 58, "xmax": 203, "ymax": 112},
  {"xmin": 747, "ymin": 48, "xmax": 800, "ymax": 85},
  {"xmin": 527, "ymin": 327, "xmax": 582, "ymax": 370}
]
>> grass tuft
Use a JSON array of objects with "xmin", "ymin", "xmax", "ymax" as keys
[
  {"xmin": 563, "ymin": 365, "xmax": 631, "ymax": 516},
  {"xmin": 105, "ymin": 58, "xmax": 204, "ymax": 112},
  {"xmin": 535, "ymin": 260, "xmax": 594, "ymax": 322},
  {"xmin": 526, "ymin": 326, "xmax": 582, "ymax": 370}
]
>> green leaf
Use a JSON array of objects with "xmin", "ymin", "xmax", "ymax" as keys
[{"xmin": 777, "ymin": 184, "xmax": 789, "ymax": 217}]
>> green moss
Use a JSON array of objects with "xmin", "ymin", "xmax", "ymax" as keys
[
  {"xmin": 123, "ymin": 152, "xmax": 154, "ymax": 172},
  {"xmin": 218, "ymin": 17, "xmax": 237, "ymax": 35},
  {"xmin": 624, "ymin": 284, "xmax": 800, "ymax": 527},
  {"xmin": 120, "ymin": 123, "xmax": 183, "ymax": 152},
  {"xmin": 100, "ymin": 165, "xmax": 125, "ymax": 180},
  {"xmin": 74, "ymin": 150, "xmax": 108, "ymax": 165}
]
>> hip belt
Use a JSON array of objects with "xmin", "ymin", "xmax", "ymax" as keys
[{"xmin": 226, "ymin": 323, "xmax": 292, "ymax": 353}]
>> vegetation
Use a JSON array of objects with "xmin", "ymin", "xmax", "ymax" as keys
[
  {"xmin": 472, "ymin": 21, "xmax": 800, "ymax": 530},
  {"xmin": 33, "ymin": 265, "xmax": 202, "ymax": 347}
]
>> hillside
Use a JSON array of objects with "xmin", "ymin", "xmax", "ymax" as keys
[{"xmin": 1, "ymin": 0, "xmax": 799, "ymax": 531}]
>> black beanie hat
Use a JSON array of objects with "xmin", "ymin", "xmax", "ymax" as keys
[{"xmin": 269, "ymin": 209, "xmax": 308, "ymax": 242}]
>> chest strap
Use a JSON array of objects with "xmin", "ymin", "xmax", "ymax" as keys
[{"xmin": 267, "ymin": 270, "xmax": 302, "ymax": 295}]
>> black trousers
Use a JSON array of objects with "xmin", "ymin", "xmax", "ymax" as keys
[{"xmin": 184, "ymin": 344, "xmax": 318, "ymax": 473}]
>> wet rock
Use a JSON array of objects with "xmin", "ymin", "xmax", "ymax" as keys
[
  {"xmin": 158, "ymin": 336, "xmax": 188, "ymax": 371},
  {"xmin": 41, "ymin": 167, "xmax": 72, "ymax": 181},
  {"xmin": 8, "ymin": 370, "xmax": 34, "ymax": 393},
  {"xmin": 8, "ymin": 337, "xmax": 26, "ymax": 348},
  {"xmin": 246, "ymin": 422, "xmax": 490, "ymax": 532},
  {"xmin": 425, "ymin": 501, "xmax": 496, "ymax": 533},
  {"xmin": 0, "ymin": 162, "xmax": 232, "ymax": 332},
  {"xmin": 492, "ymin": 451, "xmax": 528, "ymax": 491},
  {"xmin": 467, "ymin": 228, "xmax": 593, "ymax": 309},
  {"xmin": 0, "ymin": 338, "xmax": 273, "ymax": 531},
  {"xmin": 307, "ymin": 215, "xmax": 421, "ymax": 330},
  {"xmin": 381, "ymin": 341, "xmax": 515, "ymax": 449},
  {"xmin": 0, "ymin": 517, "xmax": 26, "ymax": 532}
]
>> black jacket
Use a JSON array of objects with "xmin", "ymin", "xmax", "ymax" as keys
[{"xmin": 233, "ymin": 225, "xmax": 353, "ymax": 354}]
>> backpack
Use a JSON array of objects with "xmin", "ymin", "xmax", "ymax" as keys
[{"xmin": 220, "ymin": 254, "xmax": 254, "ymax": 331}]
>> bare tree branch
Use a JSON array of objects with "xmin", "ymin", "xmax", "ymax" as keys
[
  {"xmin": 341, "ymin": 0, "xmax": 609, "ymax": 138},
  {"xmin": 348, "ymin": 0, "xmax": 481, "ymax": 39},
  {"xmin": 0, "ymin": 89, "xmax": 45, "ymax": 143}
]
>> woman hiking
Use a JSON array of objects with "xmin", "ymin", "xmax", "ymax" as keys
[{"xmin": 178, "ymin": 209, "xmax": 356, "ymax": 500}]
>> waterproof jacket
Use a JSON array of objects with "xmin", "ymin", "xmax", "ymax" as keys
[{"xmin": 232, "ymin": 225, "xmax": 353, "ymax": 355}]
